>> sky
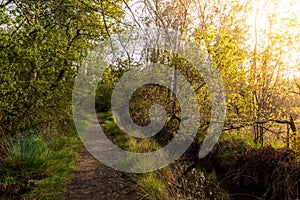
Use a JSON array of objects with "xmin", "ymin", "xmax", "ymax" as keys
[
  {"xmin": 246, "ymin": 0, "xmax": 300, "ymax": 78},
  {"xmin": 122, "ymin": 0, "xmax": 300, "ymax": 79}
]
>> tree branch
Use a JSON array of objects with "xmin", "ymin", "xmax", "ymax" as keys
[{"xmin": 0, "ymin": 0, "xmax": 13, "ymax": 8}]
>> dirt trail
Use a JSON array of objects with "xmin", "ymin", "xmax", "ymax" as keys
[
  {"xmin": 65, "ymin": 147, "xmax": 131, "ymax": 200},
  {"xmin": 65, "ymin": 114, "xmax": 133, "ymax": 200}
]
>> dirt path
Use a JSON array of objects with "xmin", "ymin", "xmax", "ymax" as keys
[
  {"xmin": 65, "ymin": 114, "xmax": 134, "ymax": 200},
  {"xmin": 65, "ymin": 147, "xmax": 131, "ymax": 200}
]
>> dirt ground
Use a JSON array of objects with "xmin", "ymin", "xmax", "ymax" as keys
[
  {"xmin": 65, "ymin": 114, "xmax": 135, "ymax": 200},
  {"xmin": 65, "ymin": 147, "xmax": 133, "ymax": 200}
]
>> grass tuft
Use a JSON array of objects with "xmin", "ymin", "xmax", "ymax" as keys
[{"xmin": 0, "ymin": 125, "xmax": 81, "ymax": 199}]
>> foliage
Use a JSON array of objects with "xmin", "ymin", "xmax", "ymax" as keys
[
  {"xmin": 193, "ymin": 5, "xmax": 252, "ymax": 131},
  {"xmin": 0, "ymin": 1, "xmax": 126, "ymax": 197},
  {"xmin": 0, "ymin": 132, "xmax": 49, "ymax": 198},
  {"xmin": 25, "ymin": 134, "xmax": 80, "ymax": 199},
  {"xmin": 0, "ymin": 125, "xmax": 81, "ymax": 199},
  {"xmin": 100, "ymin": 112, "xmax": 171, "ymax": 199},
  {"xmin": 100, "ymin": 112, "xmax": 233, "ymax": 199},
  {"xmin": 1, "ymin": 0, "xmax": 300, "ymax": 198},
  {"xmin": 95, "ymin": 59, "xmax": 133, "ymax": 112},
  {"xmin": 0, "ymin": 0, "xmax": 126, "ymax": 136},
  {"xmin": 291, "ymin": 130, "xmax": 300, "ymax": 162},
  {"xmin": 201, "ymin": 141, "xmax": 300, "ymax": 200}
]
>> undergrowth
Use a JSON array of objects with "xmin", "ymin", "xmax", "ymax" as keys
[
  {"xmin": 220, "ymin": 128, "xmax": 285, "ymax": 149},
  {"xmin": 100, "ymin": 112, "xmax": 300, "ymax": 199},
  {"xmin": 0, "ymin": 123, "xmax": 81, "ymax": 200},
  {"xmin": 100, "ymin": 112, "xmax": 171, "ymax": 200}
]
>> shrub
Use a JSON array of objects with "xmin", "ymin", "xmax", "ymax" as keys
[{"xmin": 25, "ymin": 133, "xmax": 80, "ymax": 200}]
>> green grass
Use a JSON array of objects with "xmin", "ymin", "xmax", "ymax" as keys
[
  {"xmin": 0, "ymin": 124, "xmax": 81, "ymax": 200},
  {"xmin": 5, "ymin": 133, "xmax": 50, "ymax": 180},
  {"xmin": 137, "ymin": 173, "xmax": 169, "ymax": 200},
  {"xmin": 24, "ymin": 128, "xmax": 81, "ymax": 199},
  {"xmin": 220, "ymin": 129, "xmax": 285, "ymax": 149},
  {"xmin": 220, "ymin": 130, "xmax": 259, "ymax": 148},
  {"xmin": 99, "ymin": 112, "xmax": 171, "ymax": 199}
]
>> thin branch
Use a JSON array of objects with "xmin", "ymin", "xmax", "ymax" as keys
[
  {"xmin": 78, "ymin": 0, "xmax": 130, "ymax": 27},
  {"xmin": 0, "ymin": 0, "xmax": 13, "ymax": 8},
  {"xmin": 291, "ymin": 91, "xmax": 300, "ymax": 95},
  {"xmin": 100, "ymin": 0, "xmax": 110, "ymax": 38},
  {"xmin": 122, "ymin": 0, "xmax": 142, "ymax": 29}
]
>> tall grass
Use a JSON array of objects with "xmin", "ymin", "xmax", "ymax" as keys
[
  {"xmin": 0, "ymin": 130, "xmax": 50, "ymax": 198},
  {"xmin": 24, "ymin": 125, "xmax": 81, "ymax": 200},
  {"xmin": 6, "ymin": 133, "xmax": 49, "ymax": 179},
  {"xmin": 0, "ymin": 125, "xmax": 81, "ymax": 199}
]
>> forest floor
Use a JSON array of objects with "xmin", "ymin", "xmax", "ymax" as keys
[{"xmin": 65, "ymin": 114, "xmax": 134, "ymax": 200}]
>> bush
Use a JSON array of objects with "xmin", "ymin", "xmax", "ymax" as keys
[
  {"xmin": 25, "ymin": 134, "xmax": 80, "ymax": 200},
  {"xmin": 204, "ymin": 141, "xmax": 300, "ymax": 199}
]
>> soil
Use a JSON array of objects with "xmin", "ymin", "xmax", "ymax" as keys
[
  {"xmin": 65, "ymin": 114, "xmax": 135, "ymax": 200},
  {"xmin": 65, "ymin": 147, "xmax": 133, "ymax": 200}
]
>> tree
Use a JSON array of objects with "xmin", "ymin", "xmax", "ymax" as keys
[
  {"xmin": 248, "ymin": 0, "xmax": 300, "ymax": 145},
  {"xmin": 0, "ymin": 0, "xmax": 126, "ymax": 137}
]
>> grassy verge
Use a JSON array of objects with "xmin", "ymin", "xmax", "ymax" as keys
[
  {"xmin": 25, "ymin": 129, "xmax": 81, "ymax": 200},
  {"xmin": 0, "ymin": 123, "xmax": 81, "ymax": 200},
  {"xmin": 220, "ymin": 128, "xmax": 285, "ymax": 149},
  {"xmin": 100, "ymin": 112, "xmax": 171, "ymax": 200}
]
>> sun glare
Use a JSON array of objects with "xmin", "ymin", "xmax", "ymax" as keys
[{"xmin": 246, "ymin": 0, "xmax": 300, "ymax": 79}]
